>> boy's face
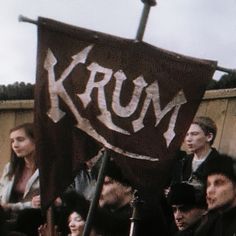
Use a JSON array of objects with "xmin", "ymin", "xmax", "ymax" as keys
[
  {"xmin": 185, "ymin": 124, "xmax": 212, "ymax": 154},
  {"xmin": 99, "ymin": 176, "xmax": 130, "ymax": 209},
  {"xmin": 172, "ymin": 205, "xmax": 204, "ymax": 231}
]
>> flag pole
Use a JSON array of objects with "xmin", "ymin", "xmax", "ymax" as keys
[
  {"xmin": 46, "ymin": 207, "xmax": 55, "ymax": 236},
  {"xmin": 129, "ymin": 190, "xmax": 144, "ymax": 236},
  {"xmin": 128, "ymin": 2, "xmax": 158, "ymax": 235},
  {"xmin": 82, "ymin": 150, "xmax": 110, "ymax": 236},
  {"xmin": 18, "ymin": 14, "xmax": 235, "ymax": 75},
  {"xmin": 129, "ymin": 0, "xmax": 159, "ymax": 236},
  {"xmin": 136, "ymin": 0, "xmax": 157, "ymax": 41}
]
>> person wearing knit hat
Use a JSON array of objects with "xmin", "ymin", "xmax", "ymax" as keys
[
  {"xmin": 195, "ymin": 154, "xmax": 236, "ymax": 236},
  {"xmin": 167, "ymin": 182, "xmax": 206, "ymax": 235}
]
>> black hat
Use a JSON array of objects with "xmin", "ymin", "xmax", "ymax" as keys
[
  {"xmin": 62, "ymin": 190, "xmax": 89, "ymax": 220},
  {"xmin": 204, "ymin": 154, "xmax": 236, "ymax": 183},
  {"xmin": 92, "ymin": 156, "xmax": 131, "ymax": 186},
  {"xmin": 105, "ymin": 158, "xmax": 131, "ymax": 186},
  {"xmin": 167, "ymin": 182, "xmax": 206, "ymax": 208}
]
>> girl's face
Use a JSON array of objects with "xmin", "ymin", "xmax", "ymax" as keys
[
  {"xmin": 68, "ymin": 212, "xmax": 85, "ymax": 236},
  {"xmin": 10, "ymin": 128, "xmax": 35, "ymax": 158}
]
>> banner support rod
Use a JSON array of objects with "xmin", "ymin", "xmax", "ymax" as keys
[
  {"xmin": 18, "ymin": 14, "xmax": 236, "ymax": 75},
  {"xmin": 215, "ymin": 66, "xmax": 235, "ymax": 74},
  {"xmin": 136, "ymin": 0, "xmax": 156, "ymax": 41},
  {"xmin": 82, "ymin": 150, "xmax": 110, "ymax": 236},
  {"xmin": 18, "ymin": 15, "xmax": 38, "ymax": 25}
]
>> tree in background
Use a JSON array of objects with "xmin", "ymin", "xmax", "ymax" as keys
[
  {"xmin": 0, "ymin": 82, "xmax": 34, "ymax": 100},
  {"xmin": 207, "ymin": 72, "xmax": 236, "ymax": 90},
  {"xmin": 0, "ymin": 73, "xmax": 236, "ymax": 100}
]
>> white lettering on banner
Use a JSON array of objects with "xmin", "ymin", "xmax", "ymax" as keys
[
  {"xmin": 163, "ymin": 101, "xmax": 184, "ymax": 147},
  {"xmin": 132, "ymin": 82, "xmax": 187, "ymax": 146},
  {"xmin": 43, "ymin": 44, "xmax": 188, "ymax": 159},
  {"xmin": 78, "ymin": 63, "xmax": 129, "ymax": 135},
  {"xmin": 112, "ymin": 70, "xmax": 147, "ymax": 117},
  {"xmin": 44, "ymin": 45, "xmax": 94, "ymax": 123}
]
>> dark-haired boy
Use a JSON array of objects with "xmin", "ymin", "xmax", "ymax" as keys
[
  {"xmin": 167, "ymin": 182, "xmax": 206, "ymax": 236},
  {"xmin": 195, "ymin": 154, "xmax": 236, "ymax": 236}
]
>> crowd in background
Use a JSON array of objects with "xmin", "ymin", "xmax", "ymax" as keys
[{"xmin": 0, "ymin": 116, "xmax": 236, "ymax": 235}]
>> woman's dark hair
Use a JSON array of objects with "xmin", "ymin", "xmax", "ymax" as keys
[{"xmin": 8, "ymin": 123, "xmax": 36, "ymax": 178}]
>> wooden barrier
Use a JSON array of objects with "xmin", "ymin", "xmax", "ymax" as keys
[
  {"xmin": 0, "ymin": 88, "xmax": 236, "ymax": 174},
  {"xmin": 196, "ymin": 88, "xmax": 236, "ymax": 156},
  {"xmin": 0, "ymin": 100, "xmax": 33, "ymax": 173}
]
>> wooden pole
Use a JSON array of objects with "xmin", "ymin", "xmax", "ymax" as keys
[
  {"xmin": 46, "ymin": 207, "xmax": 55, "ymax": 236},
  {"xmin": 82, "ymin": 150, "xmax": 110, "ymax": 236}
]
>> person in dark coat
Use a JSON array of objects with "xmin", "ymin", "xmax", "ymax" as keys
[
  {"xmin": 195, "ymin": 154, "xmax": 236, "ymax": 236},
  {"xmin": 167, "ymin": 182, "xmax": 206, "ymax": 236},
  {"xmin": 61, "ymin": 157, "xmax": 133, "ymax": 236},
  {"xmin": 172, "ymin": 116, "xmax": 220, "ymax": 187}
]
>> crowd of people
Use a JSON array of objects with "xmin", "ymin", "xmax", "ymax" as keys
[{"xmin": 0, "ymin": 116, "xmax": 235, "ymax": 235}]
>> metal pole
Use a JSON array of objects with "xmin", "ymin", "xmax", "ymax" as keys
[
  {"xmin": 136, "ymin": 1, "xmax": 157, "ymax": 41},
  {"xmin": 136, "ymin": 4, "xmax": 151, "ymax": 41},
  {"xmin": 18, "ymin": 15, "xmax": 38, "ymax": 25},
  {"xmin": 82, "ymin": 150, "xmax": 110, "ymax": 236},
  {"xmin": 19, "ymin": 15, "xmax": 236, "ymax": 76},
  {"xmin": 129, "ymin": 190, "xmax": 144, "ymax": 236},
  {"xmin": 216, "ymin": 65, "xmax": 236, "ymax": 74}
]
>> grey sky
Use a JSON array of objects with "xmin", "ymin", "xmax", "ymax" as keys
[{"xmin": 1, "ymin": 0, "xmax": 236, "ymax": 85}]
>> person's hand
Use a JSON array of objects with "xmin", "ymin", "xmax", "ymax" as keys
[
  {"xmin": 38, "ymin": 224, "xmax": 61, "ymax": 236},
  {"xmin": 32, "ymin": 195, "xmax": 41, "ymax": 208},
  {"xmin": 1, "ymin": 203, "xmax": 11, "ymax": 210},
  {"xmin": 164, "ymin": 187, "xmax": 170, "ymax": 197},
  {"xmin": 54, "ymin": 197, "xmax": 62, "ymax": 207}
]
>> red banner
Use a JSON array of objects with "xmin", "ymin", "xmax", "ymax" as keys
[{"xmin": 34, "ymin": 17, "xmax": 217, "ymax": 210}]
